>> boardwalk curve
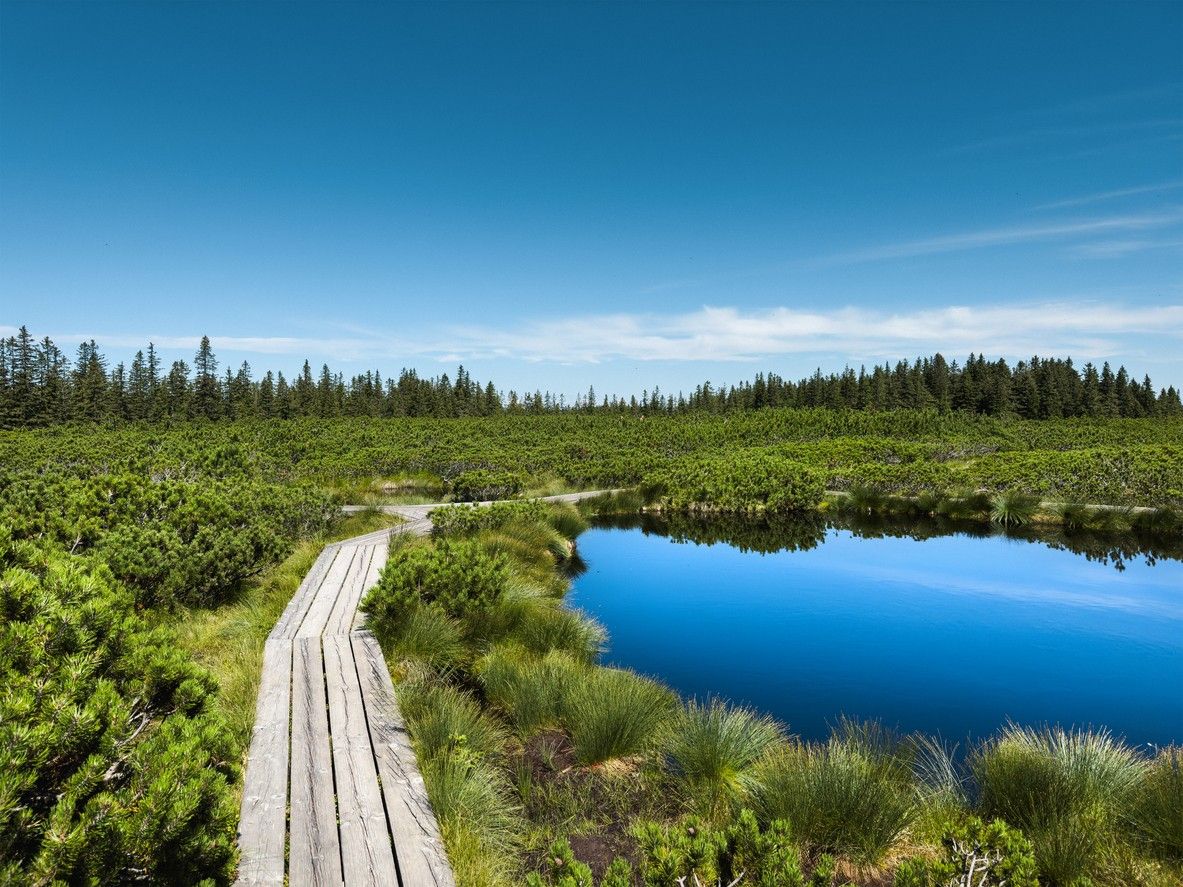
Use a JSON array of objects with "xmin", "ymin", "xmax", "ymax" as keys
[{"xmin": 237, "ymin": 492, "xmax": 607, "ymax": 886}]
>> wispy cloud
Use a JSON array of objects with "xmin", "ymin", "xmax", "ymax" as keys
[
  {"xmin": 820, "ymin": 210, "xmax": 1183, "ymax": 264},
  {"xmin": 10, "ymin": 302, "xmax": 1182, "ymax": 368},
  {"xmin": 1065, "ymin": 237, "xmax": 1183, "ymax": 259},
  {"xmin": 1034, "ymin": 180, "xmax": 1183, "ymax": 211}
]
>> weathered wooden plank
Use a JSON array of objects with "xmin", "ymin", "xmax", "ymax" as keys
[
  {"xmin": 326, "ymin": 545, "xmax": 374, "ymax": 637},
  {"xmin": 352, "ymin": 630, "xmax": 455, "ymax": 887},
  {"xmin": 295, "ymin": 545, "xmax": 357, "ymax": 640},
  {"xmin": 351, "ymin": 542, "xmax": 389, "ymax": 633},
  {"xmin": 323, "ymin": 634, "xmax": 400, "ymax": 885},
  {"xmin": 289, "ymin": 637, "xmax": 344, "ymax": 887},
  {"xmin": 235, "ymin": 638, "xmax": 292, "ymax": 886},
  {"xmin": 271, "ymin": 543, "xmax": 340, "ymax": 641}
]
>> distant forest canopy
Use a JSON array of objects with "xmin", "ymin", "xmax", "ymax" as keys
[{"xmin": 1, "ymin": 326, "xmax": 1181, "ymax": 427}]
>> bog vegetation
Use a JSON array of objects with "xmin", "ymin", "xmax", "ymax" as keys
[
  {"xmin": 365, "ymin": 498, "xmax": 1183, "ymax": 887},
  {"xmin": 1, "ymin": 334, "xmax": 1180, "ymax": 884}
]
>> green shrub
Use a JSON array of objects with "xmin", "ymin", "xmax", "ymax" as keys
[
  {"xmin": 665, "ymin": 699, "xmax": 785, "ymax": 820},
  {"xmin": 632, "ymin": 817, "xmax": 728, "ymax": 886},
  {"xmin": 646, "ymin": 453, "xmax": 825, "ymax": 513},
  {"xmin": 755, "ymin": 735, "xmax": 915, "ymax": 863},
  {"xmin": 430, "ymin": 500, "xmax": 549, "ymax": 536},
  {"xmin": 450, "ymin": 468, "xmax": 525, "ymax": 502},
  {"xmin": 727, "ymin": 808, "xmax": 803, "ymax": 886},
  {"xmin": 0, "ymin": 534, "xmax": 238, "ymax": 885},
  {"xmin": 973, "ymin": 725, "xmax": 1145, "ymax": 884},
  {"xmin": 894, "ymin": 817, "xmax": 1038, "ymax": 887},
  {"xmin": 364, "ymin": 537, "xmax": 509, "ymax": 625},
  {"xmin": 1129, "ymin": 746, "xmax": 1183, "ymax": 862},
  {"xmin": 564, "ymin": 668, "xmax": 677, "ymax": 766}
]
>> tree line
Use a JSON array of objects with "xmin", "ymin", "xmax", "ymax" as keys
[{"xmin": 1, "ymin": 326, "xmax": 1180, "ymax": 427}]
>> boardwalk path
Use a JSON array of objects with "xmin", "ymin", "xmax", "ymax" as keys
[{"xmin": 236, "ymin": 492, "xmax": 607, "ymax": 887}]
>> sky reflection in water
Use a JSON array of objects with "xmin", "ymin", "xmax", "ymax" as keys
[{"xmin": 569, "ymin": 521, "xmax": 1183, "ymax": 748}]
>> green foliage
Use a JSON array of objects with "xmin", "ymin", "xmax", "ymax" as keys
[
  {"xmin": 894, "ymin": 817, "xmax": 1039, "ymax": 887},
  {"xmin": 450, "ymin": 468, "xmax": 525, "ymax": 502},
  {"xmin": 431, "ymin": 499, "xmax": 550, "ymax": 536},
  {"xmin": 1128, "ymin": 747, "xmax": 1183, "ymax": 862},
  {"xmin": 0, "ymin": 465, "xmax": 332, "ymax": 608},
  {"xmin": 989, "ymin": 490, "xmax": 1041, "ymax": 526},
  {"xmin": 0, "ymin": 534, "xmax": 238, "ymax": 885},
  {"xmin": 665, "ymin": 699, "xmax": 785, "ymax": 820},
  {"xmin": 397, "ymin": 680, "xmax": 507, "ymax": 762},
  {"xmin": 632, "ymin": 817, "xmax": 729, "ymax": 886},
  {"xmin": 647, "ymin": 452, "xmax": 825, "ymax": 513},
  {"xmin": 364, "ymin": 537, "xmax": 509, "ymax": 626},
  {"xmin": 564, "ymin": 668, "xmax": 678, "ymax": 766},
  {"xmin": 727, "ymin": 809, "xmax": 804, "ymax": 886},
  {"xmin": 973, "ymin": 724, "xmax": 1146, "ymax": 884},
  {"xmin": 477, "ymin": 646, "xmax": 585, "ymax": 737},
  {"xmin": 754, "ymin": 731, "xmax": 916, "ymax": 863}
]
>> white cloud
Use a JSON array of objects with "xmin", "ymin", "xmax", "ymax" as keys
[
  {"xmin": 11, "ymin": 302, "xmax": 1183, "ymax": 368},
  {"xmin": 443, "ymin": 303, "xmax": 1183, "ymax": 364},
  {"xmin": 821, "ymin": 210, "xmax": 1183, "ymax": 264},
  {"xmin": 1033, "ymin": 180, "xmax": 1183, "ymax": 211}
]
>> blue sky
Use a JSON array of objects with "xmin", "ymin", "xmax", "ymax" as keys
[{"xmin": 2, "ymin": 1, "xmax": 1181, "ymax": 395}]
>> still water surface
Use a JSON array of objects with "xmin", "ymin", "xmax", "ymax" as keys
[{"xmin": 569, "ymin": 518, "xmax": 1183, "ymax": 747}]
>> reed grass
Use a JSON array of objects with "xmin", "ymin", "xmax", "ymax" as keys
[
  {"xmin": 386, "ymin": 604, "xmax": 466, "ymax": 670},
  {"xmin": 564, "ymin": 667, "xmax": 678, "ymax": 766},
  {"xmin": 397, "ymin": 680, "xmax": 507, "ymax": 762},
  {"xmin": 755, "ymin": 734, "xmax": 916, "ymax": 863},
  {"xmin": 513, "ymin": 604, "xmax": 606, "ymax": 663},
  {"xmin": 477, "ymin": 645, "xmax": 585, "ymax": 736},
  {"xmin": 973, "ymin": 724, "xmax": 1146, "ymax": 884},
  {"xmin": 1129, "ymin": 747, "xmax": 1183, "ymax": 862},
  {"xmin": 664, "ymin": 698, "xmax": 785, "ymax": 820},
  {"xmin": 989, "ymin": 490, "xmax": 1040, "ymax": 526}
]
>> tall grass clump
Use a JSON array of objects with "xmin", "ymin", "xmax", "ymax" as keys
[
  {"xmin": 755, "ymin": 731, "xmax": 916, "ymax": 863},
  {"xmin": 1129, "ymin": 746, "xmax": 1183, "ymax": 862},
  {"xmin": 383, "ymin": 604, "xmax": 466, "ymax": 671},
  {"xmin": 477, "ymin": 645, "xmax": 585, "ymax": 737},
  {"xmin": 545, "ymin": 501, "xmax": 589, "ymax": 540},
  {"xmin": 514, "ymin": 604, "xmax": 606, "ymax": 663},
  {"xmin": 397, "ymin": 680, "xmax": 507, "ymax": 762},
  {"xmin": 423, "ymin": 751, "xmax": 522, "ymax": 883},
  {"xmin": 973, "ymin": 725, "xmax": 1145, "ymax": 884},
  {"xmin": 664, "ymin": 698, "xmax": 785, "ymax": 821},
  {"xmin": 989, "ymin": 490, "xmax": 1041, "ymax": 527},
  {"xmin": 564, "ymin": 667, "xmax": 677, "ymax": 766}
]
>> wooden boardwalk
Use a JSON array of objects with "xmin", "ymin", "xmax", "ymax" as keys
[{"xmin": 237, "ymin": 492, "xmax": 606, "ymax": 886}]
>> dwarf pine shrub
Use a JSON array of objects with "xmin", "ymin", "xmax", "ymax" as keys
[{"xmin": 0, "ymin": 532, "xmax": 238, "ymax": 885}]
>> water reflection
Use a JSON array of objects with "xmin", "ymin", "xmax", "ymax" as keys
[{"xmin": 591, "ymin": 510, "xmax": 1183, "ymax": 571}]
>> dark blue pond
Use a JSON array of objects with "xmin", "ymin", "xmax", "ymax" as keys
[{"xmin": 569, "ymin": 518, "xmax": 1183, "ymax": 748}]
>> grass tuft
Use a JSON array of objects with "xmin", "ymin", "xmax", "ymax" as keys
[
  {"xmin": 564, "ymin": 667, "xmax": 677, "ymax": 766},
  {"xmin": 476, "ymin": 645, "xmax": 586, "ymax": 737},
  {"xmin": 1129, "ymin": 746, "xmax": 1183, "ymax": 862},
  {"xmin": 755, "ymin": 731, "xmax": 916, "ymax": 863},
  {"xmin": 664, "ymin": 698, "xmax": 785, "ymax": 821},
  {"xmin": 973, "ymin": 724, "xmax": 1146, "ymax": 884}
]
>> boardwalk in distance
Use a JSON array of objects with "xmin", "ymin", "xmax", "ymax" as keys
[{"xmin": 236, "ymin": 493, "xmax": 606, "ymax": 886}]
